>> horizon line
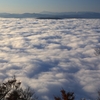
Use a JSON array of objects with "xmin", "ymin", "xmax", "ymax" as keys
[{"xmin": 0, "ymin": 11, "xmax": 100, "ymax": 14}]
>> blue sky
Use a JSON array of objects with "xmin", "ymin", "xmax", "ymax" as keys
[{"xmin": 0, "ymin": 0, "xmax": 100, "ymax": 13}]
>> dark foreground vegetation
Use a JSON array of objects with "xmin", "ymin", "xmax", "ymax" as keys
[
  {"xmin": 0, "ymin": 76, "xmax": 38, "ymax": 100},
  {"xmin": 0, "ymin": 76, "xmax": 100, "ymax": 100}
]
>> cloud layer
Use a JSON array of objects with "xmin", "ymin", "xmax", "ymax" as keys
[{"xmin": 0, "ymin": 18, "xmax": 100, "ymax": 100}]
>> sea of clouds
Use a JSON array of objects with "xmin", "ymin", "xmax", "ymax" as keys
[{"xmin": 0, "ymin": 18, "xmax": 100, "ymax": 100}]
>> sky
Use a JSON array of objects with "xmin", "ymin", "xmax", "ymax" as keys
[{"xmin": 0, "ymin": 0, "xmax": 100, "ymax": 13}]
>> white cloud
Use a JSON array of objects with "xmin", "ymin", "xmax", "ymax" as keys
[{"xmin": 0, "ymin": 18, "xmax": 100, "ymax": 100}]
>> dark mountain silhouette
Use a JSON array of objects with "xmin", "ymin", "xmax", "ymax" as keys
[
  {"xmin": 0, "ymin": 12, "xmax": 100, "ymax": 19},
  {"xmin": 0, "ymin": 13, "xmax": 51, "ymax": 18}
]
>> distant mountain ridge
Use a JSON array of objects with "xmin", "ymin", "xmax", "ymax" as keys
[{"xmin": 0, "ymin": 12, "xmax": 100, "ymax": 19}]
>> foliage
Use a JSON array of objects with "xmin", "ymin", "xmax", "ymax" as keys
[
  {"xmin": 54, "ymin": 89, "xmax": 75, "ymax": 100},
  {"xmin": 0, "ymin": 76, "xmax": 38, "ymax": 100},
  {"xmin": 0, "ymin": 76, "xmax": 99, "ymax": 100}
]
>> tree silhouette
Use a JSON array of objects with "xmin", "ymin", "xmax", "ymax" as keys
[
  {"xmin": 54, "ymin": 89, "xmax": 75, "ymax": 100},
  {"xmin": 0, "ymin": 76, "xmax": 38, "ymax": 100}
]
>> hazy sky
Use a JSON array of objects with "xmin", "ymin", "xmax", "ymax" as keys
[{"xmin": 0, "ymin": 0, "xmax": 100, "ymax": 13}]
